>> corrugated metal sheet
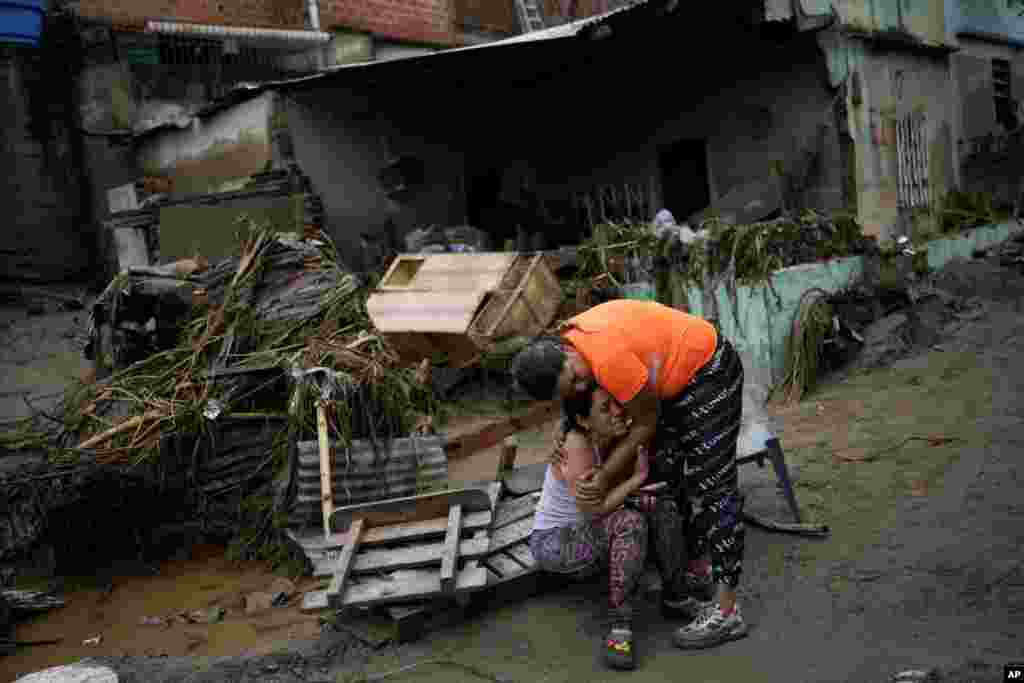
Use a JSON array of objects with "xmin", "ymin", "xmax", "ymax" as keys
[
  {"xmin": 291, "ymin": 436, "xmax": 449, "ymax": 521},
  {"xmin": 145, "ymin": 21, "xmax": 332, "ymax": 45}
]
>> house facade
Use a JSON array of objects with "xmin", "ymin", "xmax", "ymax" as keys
[{"xmin": 947, "ymin": 0, "xmax": 1024, "ymax": 206}]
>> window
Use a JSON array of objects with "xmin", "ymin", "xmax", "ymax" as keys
[
  {"xmin": 896, "ymin": 112, "xmax": 930, "ymax": 209},
  {"xmin": 993, "ymin": 58, "xmax": 1017, "ymax": 130}
]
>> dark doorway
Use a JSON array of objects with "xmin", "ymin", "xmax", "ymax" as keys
[{"xmin": 659, "ymin": 139, "xmax": 711, "ymax": 222}]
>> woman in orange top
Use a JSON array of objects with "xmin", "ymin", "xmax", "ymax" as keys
[{"xmin": 512, "ymin": 299, "xmax": 748, "ymax": 650}]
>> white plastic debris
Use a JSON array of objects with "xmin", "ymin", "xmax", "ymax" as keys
[{"xmin": 203, "ymin": 399, "xmax": 224, "ymax": 420}]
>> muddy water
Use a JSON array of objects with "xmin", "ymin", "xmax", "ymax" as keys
[
  {"xmin": 1, "ymin": 545, "xmax": 324, "ymax": 682},
  {"xmin": 1, "ymin": 412, "xmax": 559, "ymax": 681}
]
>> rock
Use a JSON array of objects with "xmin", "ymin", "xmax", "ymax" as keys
[
  {"xmin": 268, "ymin": 577, "xmax": 296, "ymax": 598},
  {"xmin": 244, "ymin": 592, "xmax": 276, "ymax": 615},
  {"xmin": 14, "ymin": 663, "xmax": 118, "ymax": 682},
  {"xmin": 187, "ymin": 606, "xmax": 225, "ymax": 624}
]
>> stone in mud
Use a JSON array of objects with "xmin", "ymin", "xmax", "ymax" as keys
[
  {"xmin": 14, "ymin": 662, "xmax": 118, "ymax": 682},
  {"xmin": 268, "ymin": 577, "xmax": 296, "ymax": 599},
  {"xmin": 244, "ymin": 592, "xmax": 276, "ymax": 615}
]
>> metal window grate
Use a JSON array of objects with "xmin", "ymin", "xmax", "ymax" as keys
[{"xmin": 896, "ymin": 112, "xmax": 930, "ymax": 209}]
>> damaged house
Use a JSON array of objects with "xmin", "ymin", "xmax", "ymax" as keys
[{"xmin": 127, "ymin": 0, "xmax": 973, "ymax": 275}]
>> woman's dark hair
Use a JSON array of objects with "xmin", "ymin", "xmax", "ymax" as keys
[
  {"xmin": 561, "ymin": 380, "xmax": 597, "ymax": 434},
  {"xmin": 511, "ymin": 336, "xmax": 568, "ymax": 401}
]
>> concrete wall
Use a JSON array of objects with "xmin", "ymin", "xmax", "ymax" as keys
[
  {"xmin": 819, "ymin": 27, "xmax": 957, "ymax": 241},
  {"xmin": 0, "ymin": 51, "xmax": 91, "ymax": 282},
  {"xmin": 136, "ymin": 92, "xmax": 275, "ymax": 197},
  {"xmin": 548, "ymin": 34, "xmax": 846, "ymax": 224},
  {"xmin": 285, "ymin": 90, "xmax": 467, "ymax": 269},
  {"xmin": 683, "ymin": 220, "xmax": 1024, "ymax": 391}
]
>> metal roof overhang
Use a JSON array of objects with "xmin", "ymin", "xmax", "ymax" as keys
[{"xmin": 145, "ymin": 20, "xmax": 332, "ymax": 47}]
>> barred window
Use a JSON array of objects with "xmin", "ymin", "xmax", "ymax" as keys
[{"xmin": 896, "ymin": 112, "xmax": 930, "ymax": 209}]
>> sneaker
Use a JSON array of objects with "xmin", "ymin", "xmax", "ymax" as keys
[
  {"xmin": 660, "ymin": 594, "xmax": 711, "ymax": 620},
  {"xmin": 673, "ymin": 603, "xmax": 749, "ymax": 650},
  {"xmin": 603, "ymin": 625, "xmax": 636, "ymax": 670}
]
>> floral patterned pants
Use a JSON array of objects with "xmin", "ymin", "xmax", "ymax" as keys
[{"xmin": 529, "ymin": 497, "xmax": 689, "ymax": 622}]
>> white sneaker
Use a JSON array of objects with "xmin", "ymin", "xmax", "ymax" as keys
[{"xmin": 672, "ymin": 603, "xmax": 748, "ymax": 650}]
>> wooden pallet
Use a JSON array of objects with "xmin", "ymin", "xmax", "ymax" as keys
[
  {"xmin": 298, "ymin": 487, "xmax": 541, "ymax": 620},
  {"xmin": 299, "ymin": 484, "xmax": 502, "ymax": 611}
]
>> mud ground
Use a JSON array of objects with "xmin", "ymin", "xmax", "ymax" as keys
[{"xmin": 2, "ymin": 257, "xmax": 1024, "ymax": 682}]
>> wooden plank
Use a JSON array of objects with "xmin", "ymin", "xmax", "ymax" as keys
[
  {"xmin": 493, "ymin": 492, "xmax": 540, "ymax": 530},
  {"xmin": 440, "ymin": 504, "xmax": 462, "ymax": 594},
  {"xmin": 366, "ymin": 291, "xmax": 487, "ymax": 333},
  {"xmin": 327, "ymin": 518, "xmax": 364, "ymax": 606},
  {"xmin": 444, "ymin": 401, "xmax": 560, "ymax": 460},
  {"xmin": 316, "ymin": 401, "xmax": 334, "ymax": 538},
  {"xmin": 312, "ymin": 535, "xmax": 491, "ymax": 577},
  {"xmin": 488, "ymin": 516, "xmax": 534, "ymax": 555},
  {"xmin": 287, "ymin": 510, "xmax": 492, "ymax": 555},
  {"xmin": 483, "ymin": 552, "xmax": 522, "ymax": 580},
  {"xmin": 457, "ymin": 529, "xmax": 489, "ymax": 609},
  {"xmin": 505, "ymin": 542, "xmax": 537, "ymax": 570},
  {"xmin": 330, "ymin": 488, "xmax": 493, "ymax": 534},
  {"xmin": 339, "ymin": 566, "xmax": 489, "ymax": 608}
]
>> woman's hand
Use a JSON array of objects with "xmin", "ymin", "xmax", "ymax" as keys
[{"xmin": 576, "ymin": 468, "xmax": 608, "ymax": 505}]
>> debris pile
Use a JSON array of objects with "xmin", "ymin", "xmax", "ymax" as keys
[{"xmin": 1, "ymin": 222, "xmax": 437, "ymax": 569}]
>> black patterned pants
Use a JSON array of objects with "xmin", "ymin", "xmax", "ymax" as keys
[{"xmin": 649, "ymin": 335, "xmax": 746, "ymax": 589}]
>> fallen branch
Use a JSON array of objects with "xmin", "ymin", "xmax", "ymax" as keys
[
  {"xmin": 873, "ymin": 435, "xmax": 962, "ymax": 458},
  {"xmin": 1, "ymin": 589, "xmax": 65, "ymax": 615},
  {"xmin": 365, "ymin": 658, "xmax": 510, "ymax": 682},
  {"xmin": 741, "ymin": 512, "xmax": 830, "ymax": 537},
  {"xmin": 77, "ymin": 410, "xmax": 164, "ymax": 450}
]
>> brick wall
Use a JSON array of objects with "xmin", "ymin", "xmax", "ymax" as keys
[
  {"xmin": 321, "ymin": 0, "xmax": 456, "ymax": 46},
  {"xmin": 454, "ymin": 0, "xmax": 515, "ymax": 34},
  {"xmin": 74, "ymin": 0, "xmax": 307, "ymax": 30}
]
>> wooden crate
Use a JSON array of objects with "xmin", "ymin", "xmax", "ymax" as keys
[{"xmin": 366, "ymin": 252, "xmax": 563, "ymax": 365}]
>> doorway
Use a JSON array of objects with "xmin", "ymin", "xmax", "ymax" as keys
[{"xmin": 658, "ymin": 139, "xmax": 711, "ymax": 222}]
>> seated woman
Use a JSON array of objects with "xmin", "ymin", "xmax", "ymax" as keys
[{"xmin": 528, "ymin": 383, "xmax": 693, "ymax": 671}]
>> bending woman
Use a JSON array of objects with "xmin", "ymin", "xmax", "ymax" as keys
[
  {"xmin": 514, "ymin": 299, "xmax": 748, "ymax": 650},
  {"xmin": 529, "ymin": 383, "xmax": 690, "ymax": 671}
]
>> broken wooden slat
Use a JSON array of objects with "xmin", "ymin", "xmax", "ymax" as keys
[
  {"xmin": 440, "ymin": 505, "xmax": 462, "ymax": 594},
  {"xmin": 327, "ymin": 518, "xmax": 364, "ymax": 607},
  {"xmin": 457, "ymin": 529, "xmax": 489, "ymax": 609},
  {"xmin": 483, "ymin": 552, "xmax": 522, "ymax": 581},
  {"xmin": 339, "ymin": 566, "xmax": 489, "ymax": 608},
  {"xmin": 287, "ymin": 509, "xmax": 492, "ymax": 556},
  {"xmin": 444, "ymin": 401, "xmax": 560, "ymax": 460},
  {"xmin": 493, "ymin": 492, "xmax": 540, "ymax": 530},
  {"xmin": 505, "ymin": 542, "xmax": 537, "ymax": 570},
  {"xmin": 488, "ymin": 516, "xmax": 534, "ymax": 555},
  {"xmin": 330, "ymin": 488, "xmax": 493, "ymax": 534},
  {"xmin": 311, "ymin": 535, "xmax": 491, "ymax": 577}
]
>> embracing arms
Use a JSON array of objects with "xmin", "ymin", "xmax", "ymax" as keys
[{"xmin": 561, "ymin": 430, "xmax": 650, "ymax": 515}]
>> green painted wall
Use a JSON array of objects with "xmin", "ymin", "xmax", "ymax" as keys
[{"xmin": 683, "ymin": 221, "xmax": 1024, "ymax": 388}]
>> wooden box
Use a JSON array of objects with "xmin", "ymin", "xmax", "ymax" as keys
[{"xmin": 367, "ymin": 252, "xmax": 563, "ymax": 366}]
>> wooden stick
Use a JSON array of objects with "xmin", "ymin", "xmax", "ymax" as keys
[
  {"xmin": 316, "ymin": 400, "xmax": 334, "ymax": 539},
  {"xmin": 327, "ymin": 517, "xmax": 364, "ymax": 606},
  {"xmin": 440, "ymin": 505, "xmax": 462, "ymax": 594},
  {"xmin": 77, "ymin": 411, "xmax": 163, "ymax": 451}
]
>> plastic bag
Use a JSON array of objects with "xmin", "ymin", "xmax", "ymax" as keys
[{"xmin": 737, "ymin": 380, "xmax": 779, "ymax": 457}]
